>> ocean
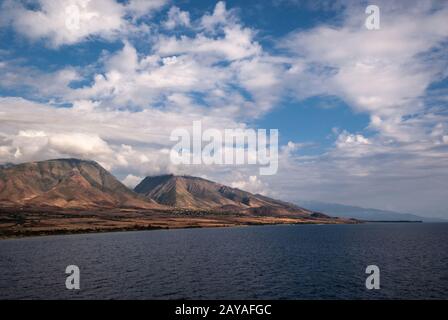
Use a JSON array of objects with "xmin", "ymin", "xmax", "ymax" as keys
[{"xmin": 1, "ymin": 223, "xmax": 447, "ymax": 299}]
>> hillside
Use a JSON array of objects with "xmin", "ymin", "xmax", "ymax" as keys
[
  {"xmin": 135, "ymin": 174, "xmax": 316, "ymax": 216},
  {"xmin": 0, "ymin": 159, "xmax": 159, "ymax": 209},
  {"xmin": 0, "ymin": 159, "xmax": 354, "ymax": 238}
]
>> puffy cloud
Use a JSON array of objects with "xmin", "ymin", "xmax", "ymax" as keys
[
  {"xmin": 200, "ymin": 1, "xmax": 231, "ymax": 31},
  {"xmin": 156, "ymin": 26, "xmax": 261, "ymax": 61},
  {"xmin": 282, "ymin": 2, "xmax": 448, "ymax": 121},
  {"xmin": 105, "ymin": 41, "xmax": 139, "ymax": 73},
  {"xmin": 48, "ymin": 133, "xmax": 113, "ymax": 156},
  {"xmin": 336, "ymin": 132, "xmax": 370, "ymax": 148},
  {"xmin": 61, "ymin": 2, "xmax": 283, "ymax": 119},
  {"xmin": 163, "ymin": 6, "xmax": 190, "ymax": 29},
  {"xmin": 1, "ymin": 127, "xmax": 113, "ymax": 163},
  {"xmin": 231, "ymin": 175, "xmax": 269, "ymax": 195},
  {"xmin": 1, "ymin": 1, "xmax": 284, "ymax": 119},
  {"xmin": 262, "ymin": 1, "xmax": 448, "ymax": 217},
  {"xmin": 0, "ymin": 96, "xmax": 245, "ymax": 176},
  {"xmin": 126, "ymin": 0, "xmax": 167, "ymax": 18},
  {"xmin": 0, "ymin": 0, "xmax": 168, "ymax": 47},
  {"xmin": 122, "ymin": 174, "xmax": 144, "ymax": 188},
  {"xmin": 1, "ymin": 1, "xmax": 448, "ymax": 217}
]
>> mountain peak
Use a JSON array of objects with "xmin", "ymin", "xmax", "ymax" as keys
[
  {"xmin": 134, "ymin": 174, "xmax": 313, "ymax": 216},
  {"xmin": 0, "ymin": 158, "xmax": 160, "ymax": 209}
]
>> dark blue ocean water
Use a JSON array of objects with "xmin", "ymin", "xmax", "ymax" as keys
[{"xmin": 0, "ymin": 223, "xmax": 447, "ymax": 299}]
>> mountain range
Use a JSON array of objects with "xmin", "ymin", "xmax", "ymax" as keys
[
  {"xmin": 298, "ymin": 200, "xmax": 446, "ymax": 222},
  {"xmin": 0, "ymin": 158, "xmax": 352, "ymax": 237},
  {"xmin": 0, "ymin": 158, "xmax": 314, "ymax": 216}
]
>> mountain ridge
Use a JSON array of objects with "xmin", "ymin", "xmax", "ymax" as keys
[
  {"xmin": 0, "ymin": 159, "xmax": 356, "ymax": 238},
  {"xmin": 134, "ymin": 174, "xmax": 316, "ymax": 217},
  {"xmin": 298, "ymin": 200, "xmax": 446, "ymax": 222},
  {"xmin": 0, "ymin": 158, "xmax": 160, "ymax": 209}
]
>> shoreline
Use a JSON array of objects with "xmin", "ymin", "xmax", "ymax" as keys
[{"xmin": 0, "ymin": 214, "xmax": 357, "ymax": 240}]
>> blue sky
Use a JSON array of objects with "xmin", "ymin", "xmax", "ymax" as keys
[
  {"xmin": 0, "ymin": 0, "xmax": 370, "ymax": 154},
  {"xmin": 0, "ymin": 0, "xmax": 447, "ymax": 217}
]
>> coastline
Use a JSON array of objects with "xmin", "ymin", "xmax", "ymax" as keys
[{"xmin": 0, "ymin": 207, "xmax": 357, "ymax": 239}]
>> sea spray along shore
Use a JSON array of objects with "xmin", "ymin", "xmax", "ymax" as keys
[{"xmin": 0, "ymin": 159, "xmax": 356, "ymax": 238}]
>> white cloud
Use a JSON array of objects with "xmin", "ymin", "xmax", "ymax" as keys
[
  {"xmin": 282, "ymin": 2, "xmax": 448, "ymax": 122},
  {"xmin": 61, "ymin": 2, "xmax": 283, "ymax": 119},
  {"xmin": 0, "ymin": 96, "xmax": 244, "ymax": 176},
  {"xmin": 122, "ymin": 174, "xmax": 143, "ymax": 188},
  {"xmin": 163, "ymin": 6, "xmax": 190, "ymax": 29},
  {"xmin": 0, "ymin": 0, "xmax": 168, "ymax": 47},
  {"xmin": 269, "ymin": 1, "xmax": 448, "ymax": 216},
  {"xmin": 231, "ymin": 175, "xmax": 269, "ymax": 195},
  {"xmin": 1, "ymin": 127, "xmax": 114, "ymax": 163},
  {"xmin": 156, "ymin": 26, "xmax": 261, "ymax": 61},
  {"xmin": 336, "ymin": 132, "xmax": 370, "ymax": 147},
  {"xmin": 106, "ymin": 41, "xmax": 139, "ymax": 73},
  {"xmin": 1, "ymin": 2, "xmax": 283, "ymax": 119},
  {"xmin": 48, "ymin": 133, "xmax": 113, "ymax": 156},
  {"xmin": 1, "ymin": 1, "xmax": 448, "ymax": 217},
  {"xmin": 126, "ymin": 0, "xmax": 167, "ymax": 18}
]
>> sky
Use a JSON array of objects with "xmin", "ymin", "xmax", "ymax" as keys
[{"xmin": 0, "ymin": 0, "xmax": 447, "ymax": 217}]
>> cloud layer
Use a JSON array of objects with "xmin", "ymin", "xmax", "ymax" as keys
[{"xmin": 0, "ymin": 0, "xmax": 447, "ymax": 217}]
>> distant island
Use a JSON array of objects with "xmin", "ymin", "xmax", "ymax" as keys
[
  {"xmin": 298, "ymin": 200, "xmax": 445, "ymax": 223},
  {"xmin": 0, "ymin": 159, "xmax": 356, "ymax": 238},
  {"xmin": 364, "ymin": 220, "xmax": 422, "ymax": 223}
]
